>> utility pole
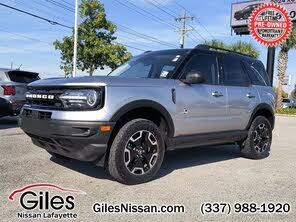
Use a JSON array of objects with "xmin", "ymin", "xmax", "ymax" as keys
[
  {"xmin": 72, "ymin": 0, "xmax": 79, "ymax": 78},
  {"xmin": 175, "ymin": 9, "xmax": 194, "ymax": 48}
]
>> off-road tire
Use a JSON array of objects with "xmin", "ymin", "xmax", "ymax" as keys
[
  {"xmin": 240, "ymin": 116, "xmax": 272, "ymax": 159},
  {"xmin": 108, "ymin": 119, "xmax": 165, "ymax": 185}
]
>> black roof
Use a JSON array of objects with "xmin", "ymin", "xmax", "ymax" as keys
[{"xmin": 143, "ymin": 46, "xmax": 258, "ymax": 62}]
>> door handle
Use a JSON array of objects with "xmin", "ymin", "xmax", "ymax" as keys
[
  {"xmin": 246, "ymin": 93, "xmax": 256, "ymax": 98},
  {"xmin": 212, "ymin": 91, "xmax": 224, "ymax": 97}
]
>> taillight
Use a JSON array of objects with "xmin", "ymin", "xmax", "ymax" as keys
[{"xmin": 2, "ymin": 85, "xmax": 16, "ymax": 96}]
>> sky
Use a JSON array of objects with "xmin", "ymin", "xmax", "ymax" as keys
[{"xmin": 0, "ymin": 0, "xmax": 295, "ymax": 93}]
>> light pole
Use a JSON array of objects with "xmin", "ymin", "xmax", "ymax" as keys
[{"xmin": 72, "ymin": 0, "xmax": 79, "ymax": 77}]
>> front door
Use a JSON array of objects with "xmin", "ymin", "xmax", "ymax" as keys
[{"xmin": 174, "ymin": 52, "xmax": 229, "ymax": 136}]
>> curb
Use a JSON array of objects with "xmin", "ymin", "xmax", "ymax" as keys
[{"xmin": 275, "ymin": 114, "xmax": 296, "ymax": 117}]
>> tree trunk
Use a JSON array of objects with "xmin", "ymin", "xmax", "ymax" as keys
[
  {"xmin": 89, "ymin": 66, "xmax": 95, "ymax": 76},
  {"xmin": 276, "ymin": 48, "xmax": 288, "ymax": 110}
]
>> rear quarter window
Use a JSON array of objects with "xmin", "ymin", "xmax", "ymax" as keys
[
  {"xmin": 243, "ymin": 61, "xmax": 270, "ymax": 86},
  {"xmin": 7, "ymin": 71, "xmax": 39, "ymax": 83}
]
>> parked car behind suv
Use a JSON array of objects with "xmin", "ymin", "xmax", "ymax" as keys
[
  {"xmin": 282, "ymin": 98, "xmax": 296, "ymax": 109},
  {"xmin": 19, "ymin": 45, "xmax": 275, "ymax": 184},
  {"xmin": 0, "ymin": 69, "xmax": 39, "ymax": 118}
]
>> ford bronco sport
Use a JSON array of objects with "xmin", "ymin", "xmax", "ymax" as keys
[{"xmin": 19, "ymin": 45, "xmax": 275, "ymax": 185}]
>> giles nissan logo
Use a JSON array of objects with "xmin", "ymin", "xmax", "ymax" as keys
[{"xmin": 8, "ymin": 183, "xmax": 86, "ymax": 220}]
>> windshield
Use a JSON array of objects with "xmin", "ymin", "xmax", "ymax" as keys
[{"xmin": 109, "ymin": 51, "xmax": 186, "ymax": 79}]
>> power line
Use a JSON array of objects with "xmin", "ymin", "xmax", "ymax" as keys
[
  {"xmin": 15, "ymin": 0, "xmax": 72, "ymax": 25},
  {"xmin": 189, "ymin": 25, "xmax": 207, "ymax": 42},
  {"xmin": 116, "ymin": 34, "xmax": 159, "ymax": 50},
  {"xmin": 0, "ymin": 28, "xmax": 52, "ymax": 45},
  {"xmin": 174, "ymin": 2, "xmax": 215, "ymax": 39},
  {"xmin": 115, "ymin": 22, "xmax": 177, "ymax": 48},
  {"xmin": 0, "ymin": 3, "xmax": 72, "ymax": 29},
  {"xmin": 2, "ymin": 2, "xmax": 176, "ymax": 50},
  {"xmin": 143, "ymin": 0, "xmax": 177, "ymax": 19},
  {"xmin": 186, "ymin": 34, "xmax": 199, "ymax": 44},
  {"xmin": 115, "ymin": 42, "xmax": 147, "ymax": 52},
  {"xmin": 111, "ymin": 0, "xmax": 179, "ymax": 29},
  {"xmin": 44, "ymin": 0, "xmax": 74, "ymax": 12},
  {"xmin": 60, "ymin": 0, "xmax": 74, "ymax": 8}
]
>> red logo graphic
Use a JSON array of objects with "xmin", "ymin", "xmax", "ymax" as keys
[
  {"xmin": 249, "ymin": 3, "xmax": 292, "ymax": 46},
  {"xmin": 9, "ymin": 183, "xmax": 86, "ymax": 201}
]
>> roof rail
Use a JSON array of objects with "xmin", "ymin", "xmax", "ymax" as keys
[
  {"xmin": 195, "ymin": 44, "xmax": 254, "ymax": 58},
  {"xmin": 144, "ymin": 51, "xmax": 152, "ymax": 53}
]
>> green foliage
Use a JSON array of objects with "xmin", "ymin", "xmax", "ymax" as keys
[
  {"xmin": 230, "ymin": 40, "xmax": 260, "ymax": 58},
  {"xmin": 204, "ymin": 40, "xmax": 260, "ymax": 58},
  {"xmin": 54, "ymin": 0, "xmax": 132, "ymax": 76},
  {"xmin": 280, "ymin": 27, "xmax": 296, "ymax": 51},
  {"xmin": 276, "ymin": 28, "xmax": 296, "ymax": 110},
  {"xmin": 276, "ymin": 108, "xmax": 296, "ymax": 115}
]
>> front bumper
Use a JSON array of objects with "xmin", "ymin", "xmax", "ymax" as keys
[{"xmin": 19, "ymin": 113, "xmax": 115, "ymax": 165}]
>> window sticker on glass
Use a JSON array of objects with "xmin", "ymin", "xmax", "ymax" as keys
[
  {"xmin": 172, "ymin": 55, "xmax": 181, "ymax": 62},
  {"xmin": 160, "ymin": 65, "xmax": 175, "ymax": 78}
]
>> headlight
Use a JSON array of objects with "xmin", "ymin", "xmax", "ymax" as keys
[{"xmin": 59, "ymin": 89, "xmax": 102, "ymax": 110}]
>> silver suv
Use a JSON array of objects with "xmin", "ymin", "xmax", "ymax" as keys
[
  {"xmin": 19, "ymin": 45, "xmax": 275, "ymax": 184},
  {"xmin": 0, "ymin": 69, "xmax": 39, "ymax": 117}
]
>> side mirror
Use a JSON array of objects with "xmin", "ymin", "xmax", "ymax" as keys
[{"xmin": 183, "ymin": 72, "xmax": 205, "ymax": 84}]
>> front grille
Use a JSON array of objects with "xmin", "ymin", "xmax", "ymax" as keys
[
  {"xmin": 38, "ymin": 111, "xmax": 52, "ymax": 120},
  {"xmin": 23, "ymin": 109, "xmax": 33, "ymax": 118},
  {"xmin": 26, "ymin": 88, "xmax": 64, "ymax": 109},
  {"xmin": 23, "ymin": 109, "xmax": 52, "ymax": 120}
]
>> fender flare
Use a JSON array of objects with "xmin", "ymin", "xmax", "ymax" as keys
[
  {"xmin": 246, "ymin": 103, "xmax": 275, "ymax": 130},
  {"xmin": 110, "ymin": 100, "xmax": 175, "ymax": 137}
]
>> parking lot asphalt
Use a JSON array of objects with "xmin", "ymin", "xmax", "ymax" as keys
[{"xmin": 0, "ymin": 116, "xmax": 295, "ymax": 222}]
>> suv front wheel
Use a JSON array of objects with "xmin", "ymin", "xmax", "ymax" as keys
[
  {"xmin": 108, "ymin": 119, "xmax": 165, "ymax": 185},
  {"xmin": 240, "ymin": 116, "xmax": 272, "ymax": 159}
]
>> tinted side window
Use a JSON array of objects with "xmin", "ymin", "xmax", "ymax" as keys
[
  {"xmin": 253, "ymin": 62, "xmax": 270, "ymax": 86},
  {"xmin": 243, "ymin": 61, "xmax": 269, "ymax": 86},
  {"xmin": 222, "ymin": 56, "xmax": 249, "ymax": 87},
  {"xmin": 183, "ymin": 54, "xmax": 218, "ymax": 84}
]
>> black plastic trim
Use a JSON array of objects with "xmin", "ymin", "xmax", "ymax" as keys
[
  {"xmin": 110, "ymin": 100, "xmax": 175, "ymax": 137},
  {"xmin": 167, "ymin": 130, "xmax": 248, "ymax": 150},
  {"xmin": 19, "ymin": 116, "xmax": 115, "ymax": 163},
  {"xmin": 246, "ymin": 103, "xmax": 275, "ymax": 130}
]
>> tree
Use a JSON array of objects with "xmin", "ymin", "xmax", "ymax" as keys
[
  {"xmin": 204, "ymin": 40, "xmax": 260, "ymax": 58},
  {"xmin": 291, "ymin": 89, "xmax": 296, "ymax": 99},
  {"xmin": 276, "ymin": 28, "xmax": 296, "ymax": 110},
  {"xmin": 54, "ymin": 0, "xmax": 132, "ymax": 76},
  {"xmin": 204, "ymin": 40, "xmax": 229, "ymax": 49},
  {"xmin": 230, "ymin": 40, "xmax": 260, "ymax": 58},
  {"xmin": 273, "ymin": 86, "xmax": 288, "ymax": 99}
]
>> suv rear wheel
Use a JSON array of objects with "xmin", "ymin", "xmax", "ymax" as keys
[
  {"xmin": 240, "ymin": 116, "xmax": 272, "ymax": 159},
  {"xmin": 108, "ymin": 119, "xmax": 165, "ymax": 185}
]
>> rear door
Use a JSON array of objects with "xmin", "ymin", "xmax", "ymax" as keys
[
  {"xmin": 174, "ymin": 51, "xmax": 229, "ymax": 136},
  {"xmin": 221, "ymin": 55, "xmax": 259, "ymax": 130}
]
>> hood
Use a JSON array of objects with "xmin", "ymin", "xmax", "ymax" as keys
[{"xmin": 28, "ymin": 76, "xmax": 168, "ymax": 88}]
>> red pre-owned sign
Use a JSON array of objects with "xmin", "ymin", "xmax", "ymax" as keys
[{"xmin": 249, "ymin": 3, "xmax": 292, "ymax": 46}]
